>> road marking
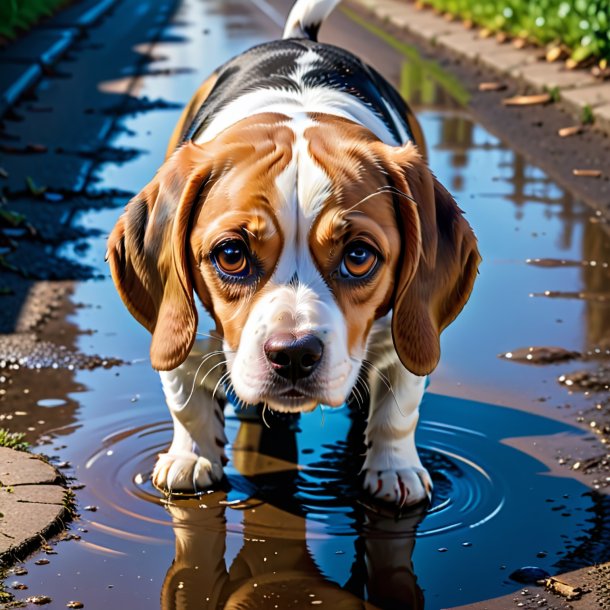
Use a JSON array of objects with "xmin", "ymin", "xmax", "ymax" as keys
[{"xmin": 249, "ymin": 0, "xmax": 285, "ymax": 30}]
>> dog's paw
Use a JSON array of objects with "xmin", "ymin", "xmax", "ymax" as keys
[
  {"xmin": 152, "ymin": 451, "xmax": 223, "ymax": 494},
  {"xmin": 363, "ymin": 466, "xmax": 432, "ymax": 507}
]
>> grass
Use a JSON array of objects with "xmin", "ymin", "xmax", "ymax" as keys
[
  {"xmin": 0, "ymin": 0, "xmax": 72, "ymax": 40},
  {"xmin": 415, "ymin": 0, "xmax": 610, "ymax": 63},
  {"xmin": 0, "ymin": 429, "xmax": 29, "ymax": 452}
]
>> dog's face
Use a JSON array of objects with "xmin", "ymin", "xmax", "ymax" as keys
[{"xmin": 108, "ymin": 113, "xmax": 479, "ymax": 412}]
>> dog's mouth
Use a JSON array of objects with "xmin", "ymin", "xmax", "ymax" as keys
[
  {"xmin": 279, "ymin": 388, "xmax": 307, "ymax": 399},
  {"xmin": 264, "ymin": 384, "xmax": 321, "ymax": 413}
]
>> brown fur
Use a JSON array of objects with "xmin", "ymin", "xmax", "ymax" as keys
[
  {"xmin": 108, "ymin": 106, "xmax": 479, "ymax": 376},
  {"xmin": 374, "ymin": 141, "xmax": 481, "ymax": 375},
  {"xmin": 108, "ymin": 114, "xmax": 295, "ymax": 369}
]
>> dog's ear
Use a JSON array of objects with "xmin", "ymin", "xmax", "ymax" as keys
[
  {"xmin": 107, "ymin": 143, "xmax": 213, "ymax": 371},
  {"xmin": 377, "ymin": 142, "xmax": 481, "ymax": 376}
]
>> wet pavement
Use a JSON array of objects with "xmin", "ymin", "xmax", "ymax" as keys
[{"xmin": 0, "ymin": 0, "xmax": 609, "ymax": 608}]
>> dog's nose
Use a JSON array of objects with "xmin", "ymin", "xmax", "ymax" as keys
[{"xmin": 264, "ymin": 333, "xmax": 324, "ymax": 381}]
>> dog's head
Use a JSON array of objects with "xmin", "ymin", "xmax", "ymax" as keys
[{"xmin": 107, "ymin": 113, "xmax": 480, "ymax": 412}]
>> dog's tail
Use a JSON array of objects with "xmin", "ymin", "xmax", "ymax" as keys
[{"xmin": 283, "ymin": 0, "xmax": 341, "ymax": 41}]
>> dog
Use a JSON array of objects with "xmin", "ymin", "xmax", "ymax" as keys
[{"xmin": 107, "ymin": 0, "xmax": 480, "ymax": 507}]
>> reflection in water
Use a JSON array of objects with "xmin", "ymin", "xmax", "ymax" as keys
[
  {"xmin": 582, "ymin": 221, "xmax": 610, "ymax": 350},
  {"xmin": 1, "ymin": 0, "xmax": 610, "ymax": 608},
  {"xmin": 161, "ymin": 414, "xmax": 424, "ymax": 610}
]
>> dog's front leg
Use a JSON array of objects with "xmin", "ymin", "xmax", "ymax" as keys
[
  {"xmin": 152, "ymin": 341, "xmax": 228, "ymax": 493},
  {"xmin": 362, "ymin": 326, "xmax": 432, "ymax": 507}
]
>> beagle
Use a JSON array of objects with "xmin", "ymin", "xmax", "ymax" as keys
[{"xmin": 107, "ymin": 0, "xmax": 480, "ymax": 506}]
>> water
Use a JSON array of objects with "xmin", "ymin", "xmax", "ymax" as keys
[{"xmin": 1, "ymin": 0, "xmax": 609, "ymax": 608}]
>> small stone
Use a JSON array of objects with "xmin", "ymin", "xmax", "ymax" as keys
[
  {"xmin": 27, "ymin": 596, "xmax": 53, "ymax": 605},
  {"xmin": 510, "ymin": 566, "xmax": 551, "ymax": 584}
]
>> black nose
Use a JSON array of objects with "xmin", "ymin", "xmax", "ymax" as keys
[{"xmin": 264, "ymin": 333, "xmax": 324, "ymax": 382}]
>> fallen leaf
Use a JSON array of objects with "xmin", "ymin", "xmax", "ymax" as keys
[
  {"xmin": 479, "ymin": 81, "xmax": 507, "ymax": 92},
  {"xmin": 503, "ymin": 93, "xmax": 552, "ymax": 106},
  {"xmin": 558, "ymin": 125, "xmax": 583, "ymax": 137},
  {"xmin": 543, "ymin": 577, "xmax": 583, "ymax": 601},
  {"xmin": 546, "ymin": 46, "xmax": 567, "ymax": 62},
  {"xmin": 572, "ymin": 168, "xmax": 602, "ymax": 177},
  {"xmin": 25, "ymin": 176, "xmax": 47, "ymax": 196}
]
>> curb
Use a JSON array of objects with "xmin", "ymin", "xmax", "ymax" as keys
[
  {"xmin": 349, "ymin": 0, "xmax": 610, "ymax": 136},
  {"xmin": 0, "ymin": 447, "xmax": 74, "ymax": 569},
  {"xmin": 0, "ymin": 0, "xmax": 119, "ymax": 119}
]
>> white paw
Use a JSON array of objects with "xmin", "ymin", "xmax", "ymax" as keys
[
  {"xmin": 363, "ymin": 466, "xmax": 432, "ymax": 507},
  {"xmin": 152, "ymin": 451, "xmax": 223, "ymax": 493}
]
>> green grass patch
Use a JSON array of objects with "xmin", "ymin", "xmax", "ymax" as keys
[
  {"xmin": 0, "ymin": 0, "xmax": 72, "ymax": 40},
  {"xmin": 581, "ymin": 103, "xmax": 595, "ymax": 124},
  {"xmin": 415, "ymin": 0, "xmax": 610, "ymax": 63},
  {"xmin": 0, "ymin": 429, "xmax": 29, "ymax": 452}
]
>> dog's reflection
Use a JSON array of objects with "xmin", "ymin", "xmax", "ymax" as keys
[{"xmin": 161, "ymin": 415, "xmax": 425, "ymax": 610}]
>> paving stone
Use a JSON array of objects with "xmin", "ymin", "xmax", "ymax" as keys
[
  {"xmin": 0, "ymin": 448, "xmax": 59, "ymax": 486},
  {"xmin": 561, "ymin": 83, "xmax": 610, "ymax": 108},
  {"xmin": 437, "ymin": 30, "xmax": 494, "ymax": 62},
  {"xmin": 516, "ymin": 61, "xmax": 598, "ymax": 90},
  {"xmin": 481, "ymin": 48, "xmax": 539, "ymax": 73},
  {"xmin": 0, "ymin": 449, "xmax": 68, "ymax": 564},
  {"xmin": 593, "ymin": 102, "xmax": 610, "ymax": 132},
  {"xmin": 0, "ymin": 488, "xmax": 66, "ymax": 556},
  {"xmin": 397, "ymin": 13, "xmax": 464, "ymax": 38}
]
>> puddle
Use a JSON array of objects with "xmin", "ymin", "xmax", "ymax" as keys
[{"xmin": 1, "ymin": 0, "xmax": 609, "ymax": 608}]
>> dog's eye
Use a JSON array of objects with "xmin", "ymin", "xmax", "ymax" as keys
[
  {"xmin": 213, "ymin": 239, "xmax": 249, "ymax": 276},
  {"xmin": 340, "ymin": 242, "xmax": 378, "ymax": 279}
]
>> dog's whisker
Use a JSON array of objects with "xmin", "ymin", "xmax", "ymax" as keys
[
  {"xmin": 212, "ymin": 370, "xmax": 231, "ymax": 402},
  {"xmin": 180, "ymin": 353, "xmax": 221, "ymax": 409},
  {"xmin": 200, "ymin": 360, "xmax": 228, "ymax": 391},
  {"xmin": 194, "ymin": 331, "xmax": 223, "ymax": 342},
  {"xmin": 361, "ymin": 359, "xmax": 406, "ymax": 417},
  {"xmin": 261, "ymin": 403, "xmax": 271, "ymax": 429}
]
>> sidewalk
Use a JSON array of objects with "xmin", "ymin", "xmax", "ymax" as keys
[
  {"xmin": 351, "ymin": 0, "xmax": 610, "ymax": 135},
  {"xmin": 0, "ymin": 447, "xmax": 71, "ymax": 567},
  {"xmin": 0, "ymin": 0, "xmax": 119, "ymax": 118}
]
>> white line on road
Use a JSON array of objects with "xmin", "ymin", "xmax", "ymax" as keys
[{"xmin": 249, "ymin": 0, "xmax": 285, "ymax": 29}]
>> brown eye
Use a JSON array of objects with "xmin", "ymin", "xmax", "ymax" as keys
[
  {"xmin": 340, "ymin": 242, "xmax": 378, "ymax": 279},
  {"xmin": 213, "ymin": 239, "xmax": 249, "ymax": 276}
]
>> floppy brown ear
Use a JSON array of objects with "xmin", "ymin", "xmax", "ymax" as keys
[
  {"xmin": 381, "ymin": 142, "xmax": 481, "ymax": 376},
  {"xmin": 106, "ymin": 143, "xmax": 213, "ymax": 371}
]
